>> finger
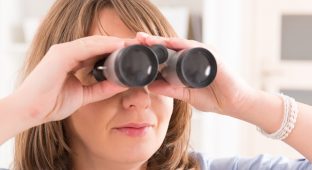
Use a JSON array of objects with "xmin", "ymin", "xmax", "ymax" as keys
[
  {"xmin": 164, "ymin": 37, "xmax": 205, "ymax": 49},
  {"xmin": 124, "ymin": 38, "xmax": 140, "ymax": 47},
  {"xmin": 148, "ymin": 80, "xmax": 192, "ymax": 103},
  {"xmin": 164, "ymin": 38, "xmax": 220, "ymax": 61},
  {"xmin": 136, "ymin": 32, "xmax": 150, "ymax": 46},
  {"xmin": 82, "ymin": 81, "xmax": 128, "ymax": 105},
  {"xmin": 136, "ymin": 32, "xmax": 206, "ymax": 50},
  {"xmin": 137, "ymin": 32, "xmax": 217, "ymax": 50},
  {"xmin": 72, "ymin": 36, "xmax": 125, "ymax": 61},
  {"xmin": 136, "ymin": 32, "xmax": 167, "ymax": 47},
  {"xmin": 47, "ymin": 36, "xmax": 125, "ymax": 72},
  {"xmin": 73, "ymin": 38, "xmax": 140, "ymax": 73},
  {"xmin": 136, "ymin": 33, "xmax": 221, "ymax": 64},
  {"xmin": 136, "ymin": 32, "xmax": 149, "ymax": 39},
  {"xmin": 74, "ymin": 38, "xmax": 141, "ymax": 74}
]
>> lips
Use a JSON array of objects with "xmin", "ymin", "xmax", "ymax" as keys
[{"xmin": 113, "ymin": 123, "xmax": 153, "ymax": 137}]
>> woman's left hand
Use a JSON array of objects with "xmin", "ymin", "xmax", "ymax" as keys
[
  {"xmin": 136, "ymin": 33, "xmax": 312, "ymax": 162},
  {"xmin": 136, "ymin": 32, "xmax": 256, "ymax": 116}
]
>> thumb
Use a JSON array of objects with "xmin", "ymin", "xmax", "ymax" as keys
[
  {"xmin": 148, "ymin": 80, "xmax": 192, "ymax": 102},
  {"xmin": 82, "ymin": 81, "xmax": 128, "ymax": 105}
]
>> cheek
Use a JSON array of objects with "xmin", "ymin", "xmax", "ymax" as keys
[
  {"xmin": 65, "ymin": 94, "xmax": 174, "ymax": 163},
  {"xmin": 66, "ymin": 100, "xmax": 117, "ymax": 151},
  {"xmin": 152, "ymin": 96, "xmax": 174, "ymax": 139},
  {"xmin": 155, "ymin": 96, "xmax": 174, "ymax": 121}
]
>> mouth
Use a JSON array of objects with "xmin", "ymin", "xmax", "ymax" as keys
[{"xmin": 113, "ymin": 123, "xmax": 153, "ymax": 137}]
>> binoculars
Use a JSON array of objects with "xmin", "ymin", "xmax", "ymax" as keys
[{"xmin": 92, "ymin": 44, "xmax": 217, "ymax": 88}]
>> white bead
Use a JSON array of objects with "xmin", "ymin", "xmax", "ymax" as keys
[{"xmin": 257, "ymin": 94, "xmax": 298, "ymax": 140}]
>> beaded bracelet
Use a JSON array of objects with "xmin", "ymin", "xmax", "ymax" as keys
[{"xmin": 257, "ymin": 93, "xmax": 298, "ymax": 140}]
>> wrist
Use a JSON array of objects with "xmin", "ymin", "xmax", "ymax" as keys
[
  {"xmin": 257, "ymin": 94, "xmax": 298, "ymax": 140},
  {"xmin": 232, "ymin": 90, "xmax": 284, "ymax": 133},
  {"xmin": 0, "ymin": 92, "xmax": 39, "ymax": 144},
  {"xmin": 10, "ymin": 89, "xmax": 43, "ymax": 127}
]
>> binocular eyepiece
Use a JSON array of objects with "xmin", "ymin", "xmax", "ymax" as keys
[{"xmin": 92, "ymin": 44, "xmax": 217, "ymax": 88}]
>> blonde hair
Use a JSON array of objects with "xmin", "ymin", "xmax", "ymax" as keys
[{"xmin": 14, "ymin": 0, "xmax": 199, "ymax": 169}]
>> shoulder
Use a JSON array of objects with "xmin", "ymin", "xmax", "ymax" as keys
[{"xmin": 190, "ymin": 152, "xmax": 312, "ymax": 170}]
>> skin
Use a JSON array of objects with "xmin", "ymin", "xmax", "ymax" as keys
[
  {"xmin": 1, "ymin": 4, "xmax": 312, "ymax": 170},
  {"xmin": 135, "ymin": 33, "xmax": 312, "ymax": 162},
  {"xmin": 67, "ymin": 8, "xmax": 174, "ymax": 170}
]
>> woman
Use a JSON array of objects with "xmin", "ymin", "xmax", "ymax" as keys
[{"xmin": 0, "ymin": 0, "xmax": 311, "ymax": 169}]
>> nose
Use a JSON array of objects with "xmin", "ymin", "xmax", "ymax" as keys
[{"xmin": 121, "ymin": 87, "xmax": 151, "ymax": 110}]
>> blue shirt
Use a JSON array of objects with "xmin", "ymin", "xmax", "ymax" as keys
[{"xmin": 194, "ymin": 152, "xmax": 312, "ymax": 170}]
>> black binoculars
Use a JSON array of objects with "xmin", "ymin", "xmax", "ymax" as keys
[{"xmin": 92, "ymin": 44, "xmax": 217, "ymax": 88}]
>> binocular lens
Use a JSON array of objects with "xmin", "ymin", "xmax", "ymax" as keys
[
  {"xmin": 93, "ymin": 45, "xmax": 217, "ymax": 88},
  {"xmin": 176, "ymin": 48, "xmax": 217, "ymax": 88},
  {"xmin": 117, "ymin": 46, "xmax": 158, "ymax": 86},
  {"xmin": 93, "ymin": 45, "xmax": 159, "ymax": 87}
]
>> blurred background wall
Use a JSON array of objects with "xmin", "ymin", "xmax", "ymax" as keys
[{"xmin": 1, "ymin": 0, "xmax": 312, "ymax": 168}]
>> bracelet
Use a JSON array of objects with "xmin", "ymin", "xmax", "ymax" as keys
[{"xmin": 257, "ymin": 93, "xmax": 298, "ymax": 140}]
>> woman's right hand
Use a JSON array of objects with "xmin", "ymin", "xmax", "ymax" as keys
[{"xmin": 14, "ymin": 36, "xmax": 128, "ymax": 125}]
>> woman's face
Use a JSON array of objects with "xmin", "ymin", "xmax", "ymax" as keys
[{"xmin": 67, "ymin": 7, "xmax": 174, "ymax": 168}]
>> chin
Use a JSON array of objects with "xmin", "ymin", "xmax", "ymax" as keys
[
  {"xmin": 102, "ymin": 131, "xmax": 162, "ymax": 162},
  {"xmin": 119, "ymin": 143, "xmax": 158, "ymax": 163}
]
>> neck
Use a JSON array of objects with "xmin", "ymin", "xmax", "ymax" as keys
[{"xmin": 71, "ymin": 144, "xmax": 147, "ymax": 170}]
